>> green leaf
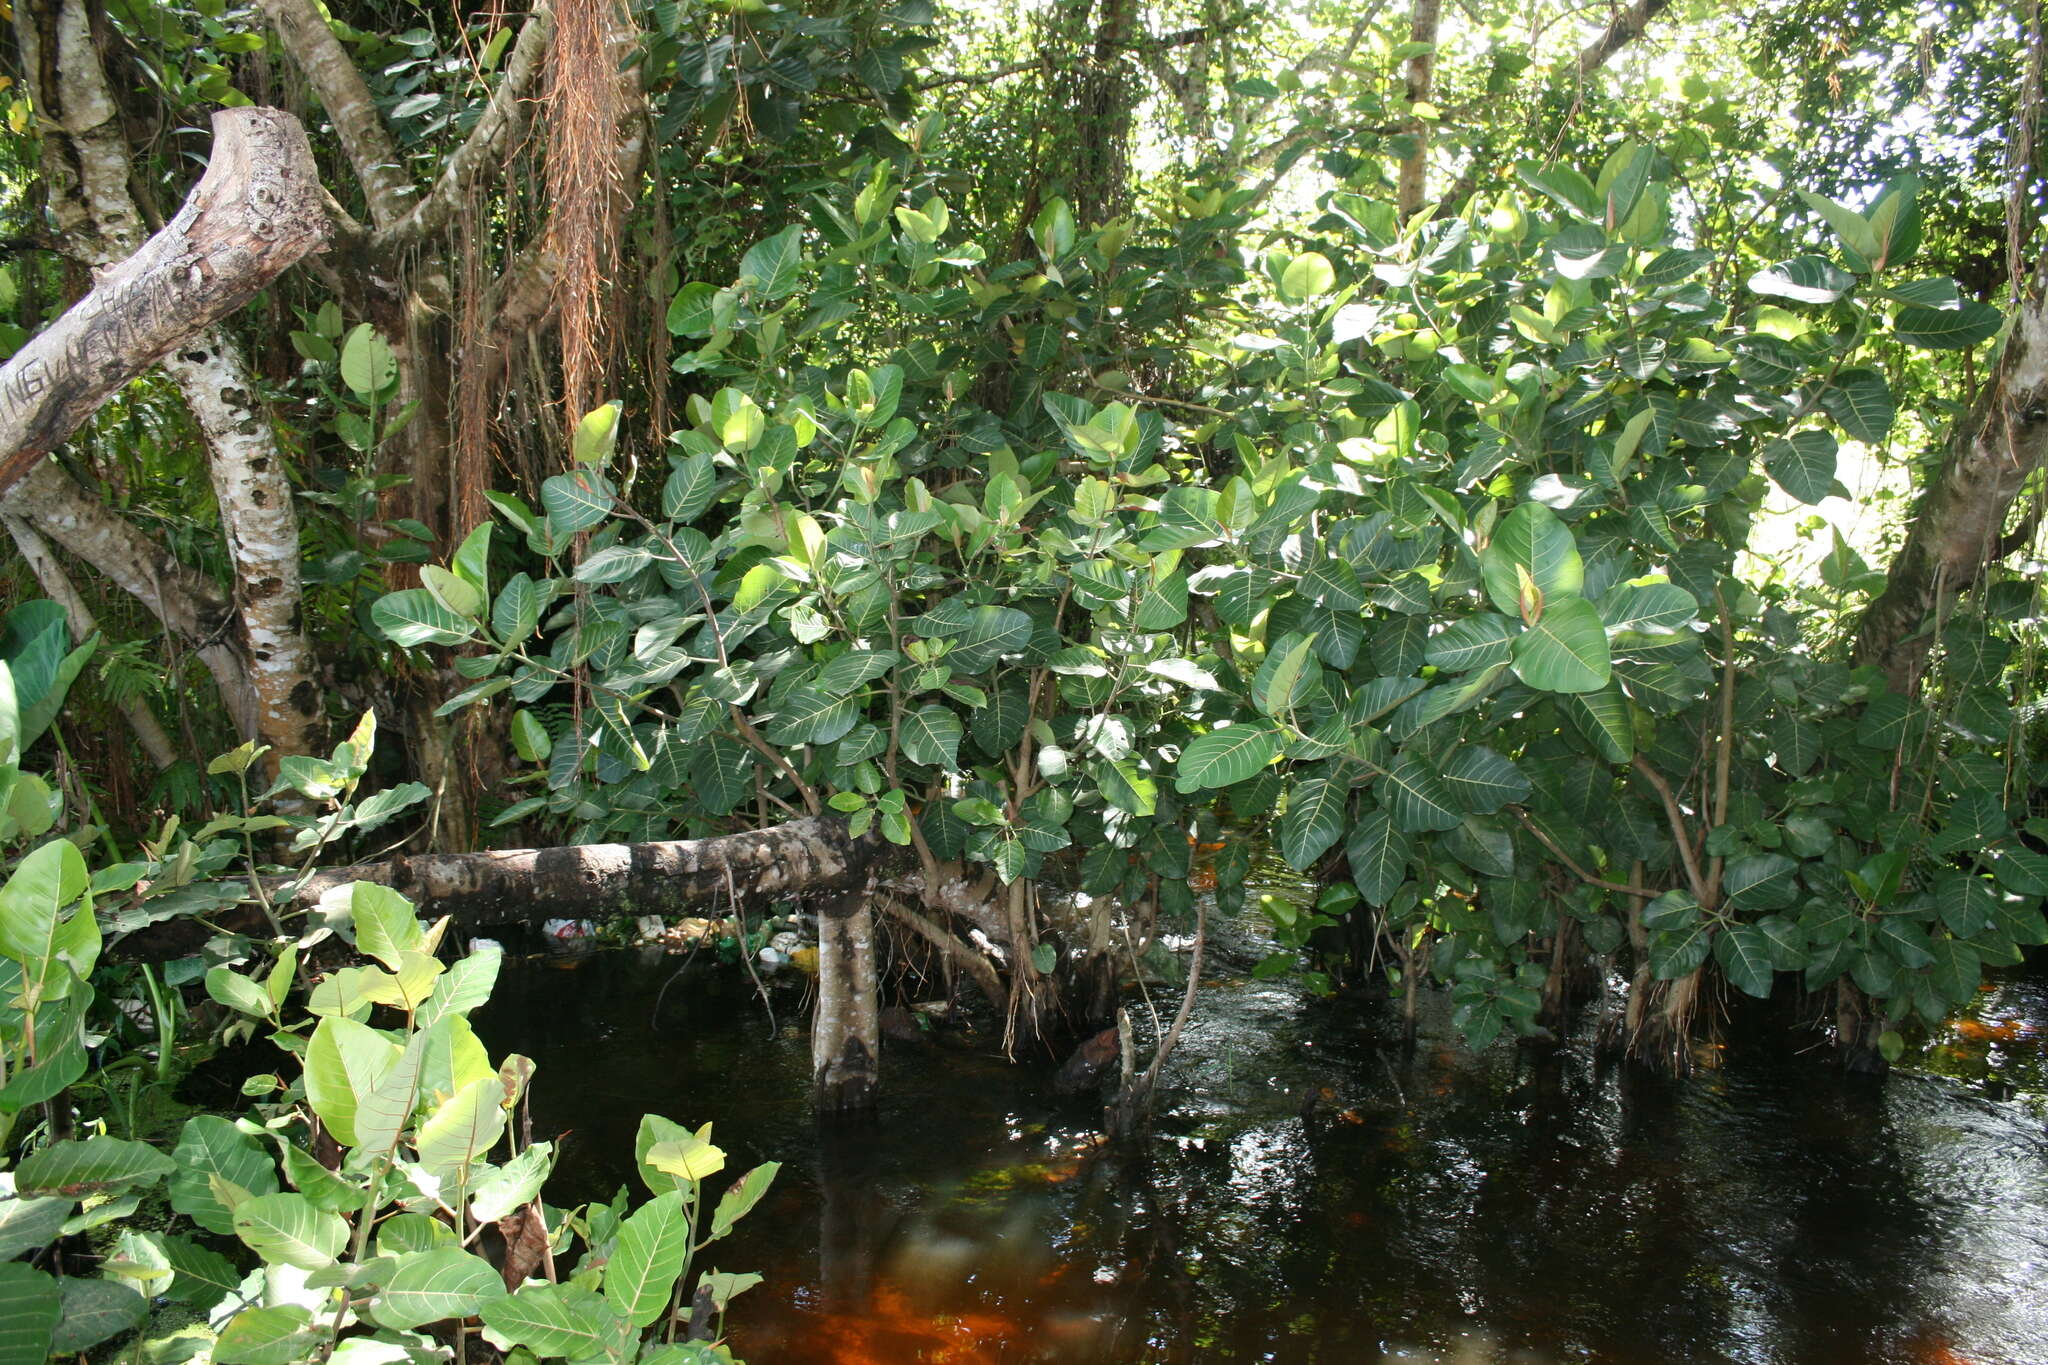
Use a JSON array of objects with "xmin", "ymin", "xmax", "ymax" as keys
[
  {"xmin": 762, "ymin": 686, "xmax": 858, "ymax": 747},
  {"xmin": 1796, "ymin": 189, "xmax": 1881, "ymax": 269},
  {"xmin": 170, "ymin": 1116, "xmax": 278, "ymax": 1236},
  {"xmin": 663, "ymin": 451, "xmax": 719, "ymax": 523},
  {"xmin": 1278, "ymin": 251, "xmax": 1335, "ymax": 303},
  {"xmin": 574, "ymin": 545, "xmax": 654, "ymax": 584},
  {"xmin": 481, "ymin": 1283, "xmax": 630, "ymax": 1360},
  {"xmin": 709, "ymin": 1161, "xmax": 780, "ymax": 1241},
  {"xmin": 232, "ymin": 1192, "xmax": 347, "ymax": 1270},
  {"xmin": 303, "ymin": 1016, "xmax": 400, "ymax": 1148},
  {"xmin": 1345, "ymin": 810, "xmax": 1411, "ymax": 907},
  {"xmin": 1380, "ymin": 754, "xmax": 1463, "ymax": 833},
  {"xmin": 1511, "ymin": 598, "xmax": 1612, "ymax": 693},
  {"xmin": 739, "ymin": 225, "xmax": 805, "ymax": 300},
  {"xmin": 1747, "ymin": 255, "xmax": 1854, "ymax": 304},
  {"xmin": 0, "ymin": 1192, "xmax": 70, "ymax": 1260},
  {"xmin": 948, "ymin": 606, "xmax": 1034, "ymax": 672},
  {"xmin": 1648, "ymin": 920, "xmax": 1712, "ymax": 980},
  {"xmin": 14, "ymin": 1137, "xmax": 173, "ymax": 1197},
  {"xmin": 156, "ymin": 1233, "xmax": 242, "ymax": 1309},
  {"xmin": 338, "ymin": 324, "xmax": 396, "ymax": 398},
  {"xmin": 572, "ymin": 401, "xmax": 622, "ymax": 466},
  {"xmin": 603, "ymin": 1191, "xmax": 690, "ymax": 1327},
  {"xmin": 1763, "ymin": 429, "xmax": 1838, "ymax": 505},
  {"xmin": 1723, "ymin": 854, "xmax": 1799, "ymax": 910},
  {"xmin": 1894, "ymin": 300, "xmax": 2002, "ymax": 350},
  {"xmin": 415, "ymin": 1078, "xmax": 507, "ymax": 1184},
  {"xmin": 418, "ymin": 943, "xmax": 503, "ymax": 1029},
  {"xmin": 1253, "ymin": 633, "xmax": 1321, "ymax": 717},
  {"xmin": 900, "ymin": 705, "xmax": 964, "ymax": 770},
  {"xmin": 1820, "ymin": 368, "xmax": 1894, "ymax": 444},
  {"xmin": 1280, "ymin": 777, "xmax": 1347, "ymax": 871},
  {"xmin": 1174, "ymin": 724, "xmax": 1283, "ymax": 792},
  {"xmin": 0, "ymin": 1264, "xmax": 60, "ymax": 1364},
  {"xmin": 1440, "ymin": 746, "xmax": 1530, "ymax": 813},
  {"xmin": 1714, "ymin": 924, "xmax": 1778, "ymax": 999},
  {"xmin": 373, "ymin": 1249, "xmax": 506, "ymax": 1330},
  {"xmin": 371, "ymin": 589, "xmax": 476, "ymax": 648},
  {"xmin": 540, "ymin": 470, "xmax": 616, "ymax": 534},
  {"xmin": 51, "ymin": 1278, "xmax": 147, "ymax": 1354},
  {"xmin": 212, "ymin": 1305, "xmax": 320, "ymax": 1365},
  {"xmin": 1600, "ymin": 581, "xmax": 1697, "ymax": 634},
  {"xmin": 1424, "ymin": 614, "xmax": 1514, "ymax": 673},
  {"xmin": 1480, "ymin": 502, "xmax": 1583, "ymax": 616}
]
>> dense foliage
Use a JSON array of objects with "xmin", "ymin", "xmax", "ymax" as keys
[{"xmin": 0, "ymin": 0, "xmax": 2042, "ymax": 1358}]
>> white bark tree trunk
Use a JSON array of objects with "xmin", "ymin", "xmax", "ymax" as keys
[
  {"xmin": 158, "ymin": 332, "xmax": 323, "ymax": 760},
  {"xmin": 814, "ymin": 891, "xmax": 881, "ymax": 1115}
]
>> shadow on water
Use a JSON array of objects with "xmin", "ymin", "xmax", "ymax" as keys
[{"xmin": 473, "ymin": 887, "xmax": 2048, "ymax": 1365}]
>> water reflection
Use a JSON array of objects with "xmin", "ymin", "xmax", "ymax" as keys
[{"xmin": 474, "ymin": 931, "xmax": 2048, "ymax": 1365}]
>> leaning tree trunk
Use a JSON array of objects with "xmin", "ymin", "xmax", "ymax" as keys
[
  {"xmin": 0, "ymin": 107, "xmax": 328, "ymax": 500},
  {"xmin": 1856, "ymin": 251, "xmax": 2048, "ymax": 692}
]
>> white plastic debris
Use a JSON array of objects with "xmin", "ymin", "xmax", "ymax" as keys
[{"xmin": 542, "ymin": 919, "xmax": 595, "ymax": 944}]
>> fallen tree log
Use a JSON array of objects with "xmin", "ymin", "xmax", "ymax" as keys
[
  {"xmin": 0, "ymin": 106, "xmax": 327, "ymax": 500},
  {"xmin": 282, "ymin": 816, "xmax": 881, "ymax": 927}
]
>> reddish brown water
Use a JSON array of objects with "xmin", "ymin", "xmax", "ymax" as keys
[{"xmin": 476, "ymin": 928, "xmax": 2048, "ymax": 1365}]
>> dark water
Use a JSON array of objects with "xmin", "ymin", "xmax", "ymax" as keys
[{"xmin": 473, "ymin": 902, "xmax": 2048, "ymax": 1365}]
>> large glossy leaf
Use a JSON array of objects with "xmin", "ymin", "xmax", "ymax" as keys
[
  {"xmin": 1280, "ymin": 777, "xmax": 1347, "ymax": 871},
  {"xmin": 1440, "ymin": 746, "xmax": 1530, "ymax": 813},
  {"xmin": 1723, "ymin": 854, "xmax": 1799, "ymax": 911},
  {"xmin": 371, "ymin": 589, "xmax": 475, "ymax": 648},
  {"xmin": 50, "ymin": 1278, "xmax": 147, "ymax": 1354},
  {"xmin": 1715, "ymin": 924, "xmax": 1778, "ymax": 999},
  {"xmin": 1893, "ymin": 300, "xmax": 2001, "ymax": 350},
  {"xmin": 900, "ymin": 705, "xmax": 964, "ymax": 770},
  {"xmin": 0, "ymin": 1192, "xmax": 70, "ymax": 1260},
  {"xmin": 1820, "ymin": 368, "xmax": 1894, "ymax": 443},
  {"xmin": 170, "ymin": 1116, "xmax": 278, "ymax": 1236},
  {"xmin": 1380, "ymin": 754, "xmax": 1462, "ymax": 833},
  {"xmin": 415, "ymin": 1078, "xmax": 507, "ymax": 1185},
  {"xmin": 540, "ymin": 470, "xmax": 616, "ymax": 534},
  {"xmin": 0, "ymin": 1264, "xmax": 64, "ymax": 1365},
  {"xmin": 481, "ymin": 1282, "xmax": 630, "ymax": 1360},
  {"xmin": 1480, "ymin": 502, "xmax": 1582, "ymax": 616},
  {"xmin": 604, "ymin": 1191, "xmax": 690, "ymax": 1327},
  {"xmin": 1763, "ymin": 429, "xmax": 1838, "ymax": 505},
  {"xmin": 232, "ymin": 1193, "xmax": 347, "ymax": 1270},
  {"xmin": 373, "ymin": 1249, "xmax": 506, "ymax": 1330},
  {"xmin": 211, "ymin": 1305, "xmax": 321, "ymax": 1365},
  {"xmin": 1345, "ymin": 810, "xmax": 1411, "ymax": 907},
  {"xmin": 1511, "ymin": 598, "xmax": 1611, "ymax": 693},
  {"xmin": 303, "ymin": 1016, "xmax": 400, "ymax": 1148},
  {"xmin": 14, "ymin": 1137, "xmax": 173, "ymax": 1197},
  {"xmin": 1424, "ymin": 613, "xmax": 1515, "ymax": 673},
  {"xmin": 709, "ymin": 1161, "xmax": 780, "ymax": 1241},
  {"xmin": 1174, "ymin": 724, "xmax": 1282, "ymax": 793},
  {"xmin": 1747, "ymin": 255, "xmax": 1853, "ymax": 304}
]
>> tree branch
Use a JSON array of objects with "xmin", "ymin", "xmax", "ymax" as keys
[
  {"xmin": 1576, "ymin": 0, "xmax": 1674, "ymax": 79},
  {"xmin": 375, "ymin": 5, "xmax": 556, "ymax": 248},
  {"xmin": 1630, "ymin": 755, "xmax": 1711, "ymax": 906},
  {"xmin": 0, "ymin": 108, "xmax": 329, "ymax": 502},
  {"xmin": 257, "ymin": 0, "xmax": 415, "ymax": 229}
]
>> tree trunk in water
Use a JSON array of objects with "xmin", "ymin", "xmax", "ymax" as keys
[
  {"xmin": 814, "ymin": 887, "xmax": 881, "ymax": 1116},
  {"xmin": 1857, "ymin": 252, "xmax": 2048, "ymax": 692},
  {"xmin": 158, "ymin": 331, "xmax": 324, "ymax": 763},
  {"xmin": 286, "ymin": 815, "xmax": 880, "ymax": 927},
  {"xmin": 1395, "ymin": 0, "xmax": 1441, "ymax": 220}
]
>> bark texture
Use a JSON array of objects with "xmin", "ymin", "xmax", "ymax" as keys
[
  {"xmin": 1855, "ymin": 252, "xmax": 2048, "ymax": 693},
  {"xmin": 256, "ymin": 0, "xmax": 416, "ymax": 229},
  {"xmin": 159, "ymin": 332, "xmax": 324, "ymax": 760},
  {"xmin": 1395, "ymin": 0, "xmax": 1442, "ymax": 220},
  {"xmin": 286, "ymin": 816, "xmax": 880, "ymax": 926},
  {"xmin": 0, "ymin": 107, "xmax": 327, "ymax": 501},
  {"xmin": 814, "ymin": 888, "xmax": 881, "ymax": 1115}
]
